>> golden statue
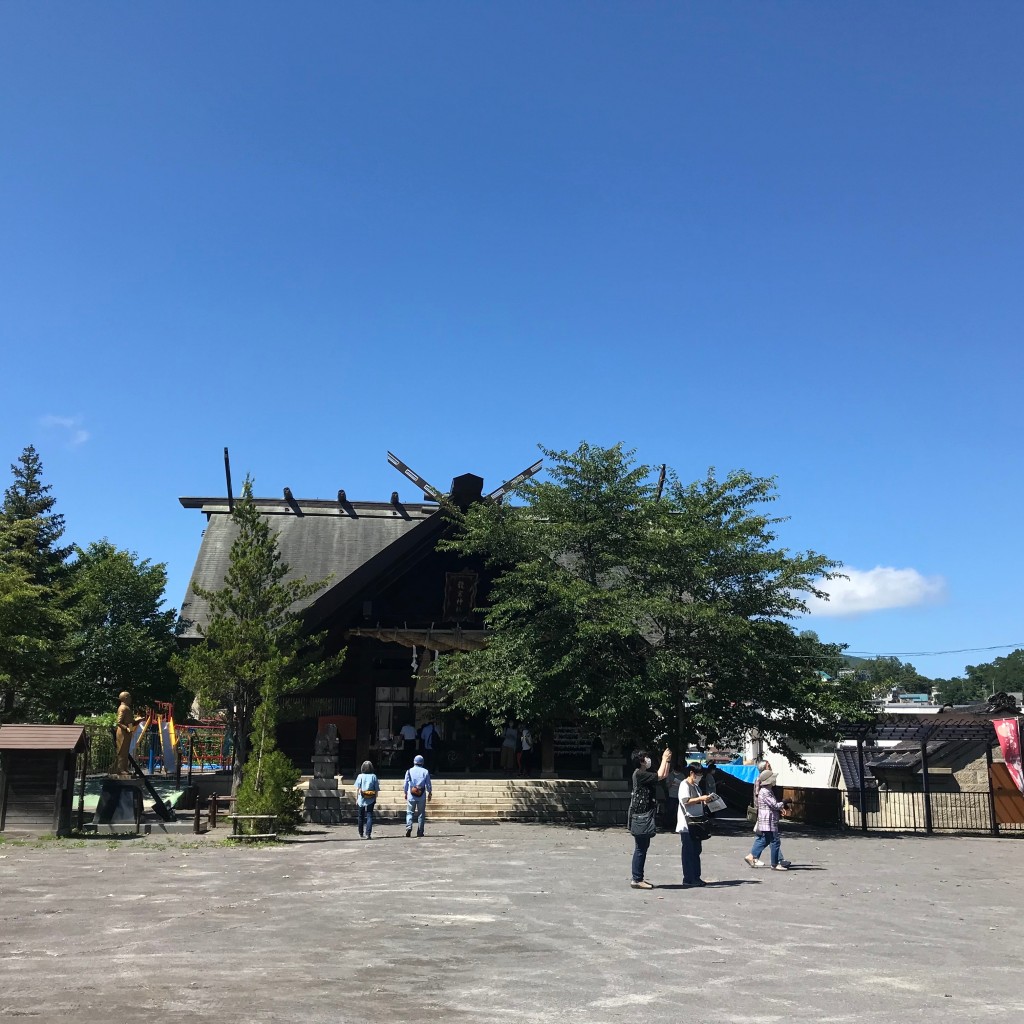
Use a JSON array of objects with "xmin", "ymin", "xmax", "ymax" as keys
[{"xmin": 111, "ymin": 691, "xmax": 144, "ymax": 777}]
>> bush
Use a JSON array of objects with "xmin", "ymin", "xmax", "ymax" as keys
[{"xmin": 235, "ymin": 749, "xmax": 303, "ymax": 833}]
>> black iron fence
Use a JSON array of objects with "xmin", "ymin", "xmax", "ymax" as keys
[{"xmin": 843, "ymin": 787, "xmax": 1023, "ymax": 835}]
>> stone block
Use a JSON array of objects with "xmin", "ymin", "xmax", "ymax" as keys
[{"xmin": 307, "ymin": 778, "xmax": 339, "ymax": 793}]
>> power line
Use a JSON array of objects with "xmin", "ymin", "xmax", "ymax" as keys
[{"xmin": 842, "ymin": 643, "xmax": 1024, "ymax": 659}]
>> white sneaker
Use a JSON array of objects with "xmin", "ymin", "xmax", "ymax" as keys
[{"xmin": 744, "ymin": 855, "xmax": 765, "ymax": 869}]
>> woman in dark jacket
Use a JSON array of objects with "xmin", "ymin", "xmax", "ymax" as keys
[{"xmin": 628, "ymin": 747, "xmax": 672, "ymax": 889}]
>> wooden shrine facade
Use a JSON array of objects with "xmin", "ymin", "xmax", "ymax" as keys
[{"xmin": 178, "ymin": 457, "xmax": 596, "ymax": 773}]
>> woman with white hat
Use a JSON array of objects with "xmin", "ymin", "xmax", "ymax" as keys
[{"xmin": 745, "ymin": 768, "xmax": 791, "ymax": 870}]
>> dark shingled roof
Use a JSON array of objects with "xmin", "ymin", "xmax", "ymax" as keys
[
  {"xmin": 178, "ymin": 497, "xmax": 443, "ymax": 639},
  {"xmin": 838, "ymin": 713, "xmax": 1000, "ymax": 743},
  {"xmin": 836, "ymin": 737, "xmax": 991, "ymax": 790}
]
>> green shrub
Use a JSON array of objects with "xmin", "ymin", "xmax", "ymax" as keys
[{"xmin": 235, "ymin": 749, "xmax": 303, "ymax": 833}]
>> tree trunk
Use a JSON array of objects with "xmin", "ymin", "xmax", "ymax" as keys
[
  {"xmin": 674, "ymin": 694, "xmax": 687, "ymax": 760},
  {"xmin": 231, "ymin": 712, "xmax": 249, "ymax": 797}
]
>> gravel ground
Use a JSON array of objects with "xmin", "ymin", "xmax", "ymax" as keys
[{"xmin": 0, "ymin": 822, "xmax": 1020, "ymax": 1023}]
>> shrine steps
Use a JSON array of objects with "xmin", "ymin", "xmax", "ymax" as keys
[{"xmin": 297, "ymin": 776, "xmax": 630, "ymax": 825}]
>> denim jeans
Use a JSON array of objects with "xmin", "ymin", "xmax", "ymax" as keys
[
  {"xmin": 680, "ymin": 830, "xmax": 703, "ymax": 884},
  {"xmin": 751, "ymin": 830, "xmax": 781, "ymax": 867},
  {"xmin": 406, "ymin": 795, "xmax": 426, "ymax": 834},
  {"xmin": 631, "ymin": 833, "xmax": 652, "ymax": 882},
  {"xmin": 358, "ymin": 802, "xmax": 375, "ymax": 836}
]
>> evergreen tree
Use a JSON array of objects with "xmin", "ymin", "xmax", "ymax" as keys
[
  {"xmin": 174, "ymin": 477, "xmax": 344, "ymax": 794},
  {"xmin": 0, "ymin": 518, "xmax": 51, "ymax": 721},
  {"xmin": 0, "ymin": 446, "xmax": 76, "ymax": 722},
  {"xmin": 437, "ymin": 442, "xmax": 868, "ymax": 761}
]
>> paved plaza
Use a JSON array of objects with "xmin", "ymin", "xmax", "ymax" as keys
[{"xmin": 0, "ymin": 822, "xmax": 1020, "ymax": 1023}]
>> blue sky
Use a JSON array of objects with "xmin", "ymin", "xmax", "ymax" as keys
[{"xmin": 2, "ymin": 3, "xmax": 1021, "ymax": 680}]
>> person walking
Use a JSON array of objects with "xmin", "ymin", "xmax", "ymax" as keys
[
  {"xmin": 404, "ymin": 753, "xmax": 432, "ymax": 837},
  {"xmin": 353, "ymin": 760, "xmax": 379, "ymax": 840},
  {"xmin": 518, "ymin": 725, "xmax": 534, "ymax": 776},
  {"xmin": 399, "ymin": 720, "xmax": 419, "ymax": 768},
  {"xmin": 677, "ymin": 761, "xmax": 714, "ymax": 887},
  {"xmin": 752, "ymin": 758, "xmax": 772, "ymax": 801},
  {"xmin": 744, "ymin": 768, "xmax": 792, "ymax": 870},
  {"xmin": 500, "ymin": 721, "xmax": 518, "ymax": 774},
  {"xmin": 628, "ymin": 747, "xmax": 672, "ymax": 889},
  {"xmin": 420, "ymin": 721, "xmax": 438, "ymax": 771}
]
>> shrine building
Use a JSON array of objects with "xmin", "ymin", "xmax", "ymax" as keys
[{"xmin": 178, "ymin": 457, "xmax": 596, "ymax": 775}]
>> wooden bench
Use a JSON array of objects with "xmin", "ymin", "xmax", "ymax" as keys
[
  {"xmin": 192, "ymin": 793, "xmax": 238, "ymax": 833},
  {"xmin": 226, "ymin": 814, "xmax": 278, "ymax": 841}
]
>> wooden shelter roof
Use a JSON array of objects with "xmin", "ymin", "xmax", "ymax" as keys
[{"xmin": 0, "ymin": 725, "xmax": 87, "ymax": 753}]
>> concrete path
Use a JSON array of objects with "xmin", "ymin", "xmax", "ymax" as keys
[{"xmin": 0, "ymin": 823, "xmax": 1020, "ymax": 1023}]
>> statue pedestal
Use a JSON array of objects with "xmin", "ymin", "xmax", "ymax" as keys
[
  {"xmin": 304, "ymin": 753, "xmax": 342, "ymax": 825},
  {"xmin": 95, "ymin": 779, "xmax": 144, "ymax": 832},
  {"xmin": 599, "ymin": 756, "xmax": 626, "ymax": 781}
]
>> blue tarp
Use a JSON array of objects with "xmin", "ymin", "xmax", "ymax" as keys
[{"xmin": 716, "ymin": 762, "xmax": 760, "ymax": 784}]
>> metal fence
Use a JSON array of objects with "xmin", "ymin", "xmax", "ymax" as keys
[{"xmin": 842, "ymin": 787, "xmax": 1023, "ymax": 835}]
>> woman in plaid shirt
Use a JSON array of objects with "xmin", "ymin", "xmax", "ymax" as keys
[{"xmin": 744, "ymin": 769, "xmax": 791, "ymax": 871}]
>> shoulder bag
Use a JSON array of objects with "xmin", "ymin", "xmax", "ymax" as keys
[
  {"xmin": 686, "ymin": 810, "xmax": 713, "ymax": 841},
  {"xmin": 627, "ymin": 770, "xmax": 657, "ymax": 837}
]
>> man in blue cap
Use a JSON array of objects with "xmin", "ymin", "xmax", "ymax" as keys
[{"xmin": 404, "ymin": 754, "xmax": 433, "ymax": 837}]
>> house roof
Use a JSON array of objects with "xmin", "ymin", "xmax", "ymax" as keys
[
  {"xmin": 177, "ymin": 497, "xmax": 446, "ymax": 639},
  {"xmin": 0, "ymin": 725, "xmax": 87, "ymax": 753},
  {"xmin": 838, "ymin": 713, "xmax": 1002, "ymax": 743},
  {"xmin": 836, "ymin": 747, "xmax": 879, "ymax": 791},
  {"xmin": 835, "ymin": 737, "xmax": 988, "ymax": 790}
]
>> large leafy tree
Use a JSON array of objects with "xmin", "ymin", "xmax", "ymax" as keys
[
  {"xmin": 0, "ymin": 446, "xmax": 76, "ymax": 722},
  {"xmin": 174, "ymin": 478, "xmax": 344, "ymax": 793},
  {"xmin": 58, "ymin": 540, "xmax": 183, "ymax": 723},
  {"xmin": 437, "ymin": 442, "xmax": 867, "ymax": 761}
]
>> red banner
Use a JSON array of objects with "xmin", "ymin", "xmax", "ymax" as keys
[{"xmin": 993, "ymin": 718, "xmax": 1024, "ymax": 794}]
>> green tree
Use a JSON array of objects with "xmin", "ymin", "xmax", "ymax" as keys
[
  {"xmin": 174, "ymin": 478, "xmax": 344, "ymax": 794},
  {"xmin": 0, "ymin": 518, "xmax": 51, "ymax": 720},
  {"xmin": 436, "ymin": 443, "xmax": 866, "ymax": 762},
  {"xmin": 933, "ymin": 650, "xmax": 1024, "ymax": 705},
  {"xmin": 0, "ymin": 446, "xmax": 76, "ymax": 722},
  {"xmin": 932, "ymin": 675, "xmax": 987, "ymax": 706},
  {"xmin": 965, "ymin": 650, "xmax": 1024, "ymax": 697},
  {"xmin": 639, "ymin": 466, "xmax": 859, "ymax": 757},
  {"xmin": 859, "ymin": 656, "xmax": 931, "ymax": 700},
  {"xmin": 56, "ymin": 540, "xmax": 183, "ymax": 723}
]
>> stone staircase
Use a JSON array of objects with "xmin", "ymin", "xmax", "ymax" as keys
[{"xmin": 298, "ymin": 776, "xmax": 630, "ymax": 825}]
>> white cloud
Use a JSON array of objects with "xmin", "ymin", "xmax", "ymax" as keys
[
  {"xmin": 40, "ymin": 415, "xmax": 91, "ymax": 447},
  {"xmin": 806, "ymin": 566, "xmax": 946, "ymax": 618}
]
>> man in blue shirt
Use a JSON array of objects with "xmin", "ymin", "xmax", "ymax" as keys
[
  {"xmin": 419, "ymin": 721, "xmax": 438, "ymax": 771},
  {"xmin": 404, "ymin": 754, "xmax": 433, "ymax": 838}
]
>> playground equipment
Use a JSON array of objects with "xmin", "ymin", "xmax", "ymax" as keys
[{"xmin": 126, "ymin": 705, "xmax": 230, "ymax": 778}]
